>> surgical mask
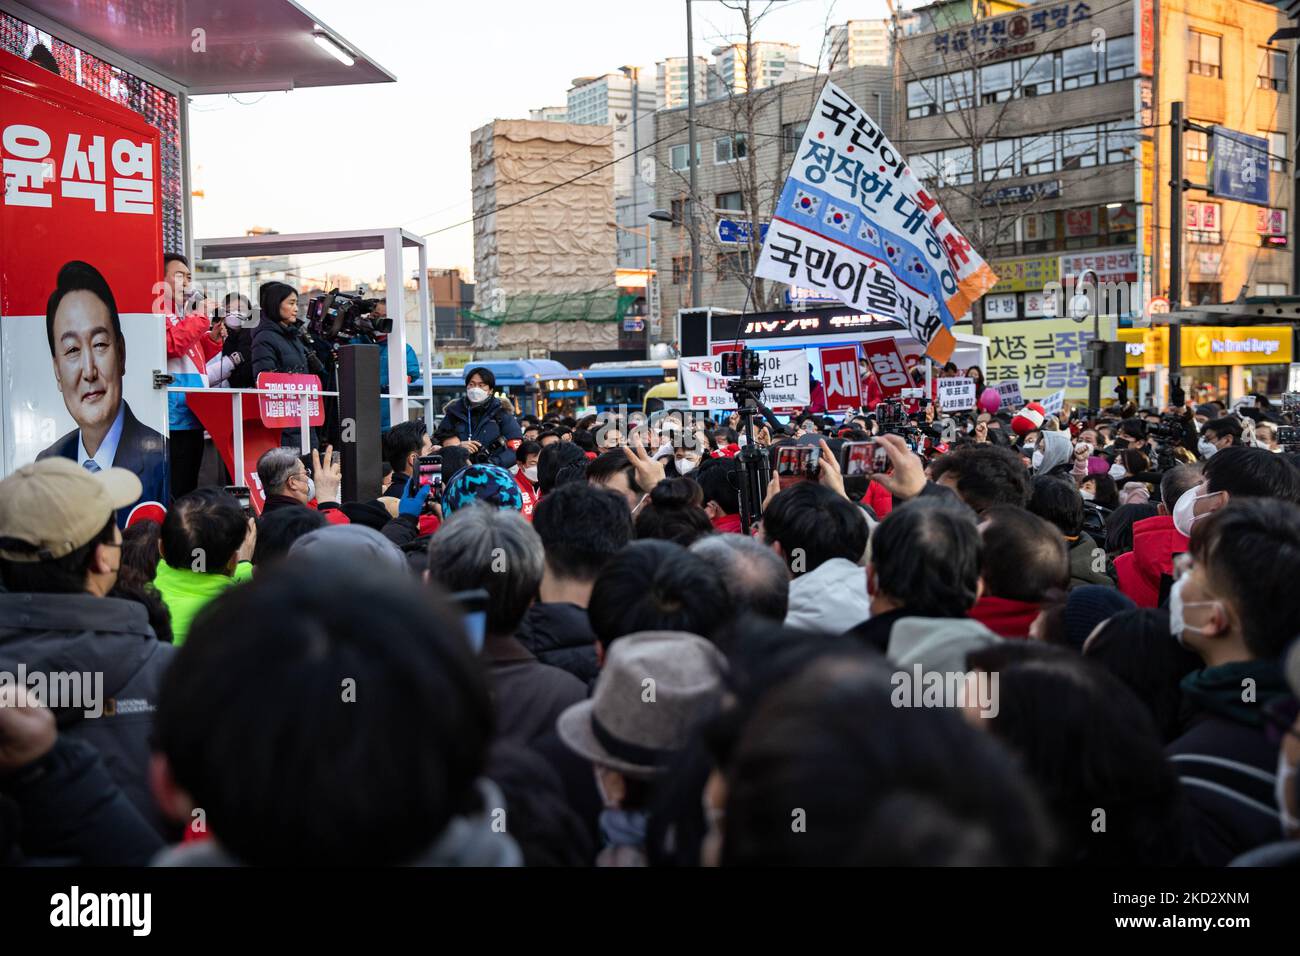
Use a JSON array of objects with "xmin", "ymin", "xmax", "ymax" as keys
[
  {"xmin": 523, "ymin": 466, "xmax": 538, "ymax": 482},
  {"xmin": 1080, "ymin": 488, "xmax": 1095, "ymax": 501},
  {"xmin": 306, "ymin": 475, "xmax": 316, "ymax": 501},
  {"xmin": 1167, "ymin": 574, "xmax": 1219, "ymax": 645},
  {"xmin": 467, "ymin": 387, "xmax": 490, "ymax": 404},
  {"xmin": 1172, "ymin": 485, "xmax": 1214, "ymax": 538},
  {"xmin": 677, "ymin": 458, "xmax": 698, "ymax": 475},
  {"xmin": 224, "ymin": 312, "xmax": 246, "ymax": 329},
  {"xmin": 1277, "ymin": 748, "xmax": 1300, "ymax": 836},
  {"xmin": 1031, "ymin": 449, "xmax": 1043, "ymax": 470},
  {"xmin": 1109, "ymin": 462, "xmax": 1126, "ymax": 480},
  {"xmin": 1198, "ymin": 438, "xmax": 1218, "ymax": 458}
]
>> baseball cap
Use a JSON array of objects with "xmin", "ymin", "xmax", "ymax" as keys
[{"xmin": 0, "ymin": 458, "xmax": 140, "ymax": 561}]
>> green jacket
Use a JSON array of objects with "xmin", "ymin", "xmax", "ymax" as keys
[{"xmin": 154, "ymin": 560, "xmax": 253, "ymax": 646}]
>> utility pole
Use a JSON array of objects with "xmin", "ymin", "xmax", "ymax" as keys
[
  {"xmin": 1168, "ymin": 101, "xmax": 1184, "ymax": 405},
  {"xmin": 685, "ymin": 0, "xmax": 702, "ymax": 307}
]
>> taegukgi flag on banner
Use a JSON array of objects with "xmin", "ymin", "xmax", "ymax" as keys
[{"xmin": 753, "ymin": 81, "xmax": 998, "ymax": 363}]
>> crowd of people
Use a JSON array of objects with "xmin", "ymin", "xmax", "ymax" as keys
[{"xmin": 5, "ymin": 358, "xmax": 1300, "ymax": 869}]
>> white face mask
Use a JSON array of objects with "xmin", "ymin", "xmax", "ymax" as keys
[
  {"xmin": 467, "ymin": 386, "xmax": 490, "ymax": 404},
  {"xmin": 1198, "ymin": 438, "xmax": 1218, "ymax": 459},
  {"xmin": 523, "ymin": 465, "xmax": 538, "ymax": 482},
  {"xmin": 1167, "ymin": 574, "xmax": 1219, "ymax": 646},
  {"xmin": 1277, "ymin": 748, "xmax": 1300, "ymax": 837},
  {"xmin": 1031, "ymin": 449, "xmax": 1043, "ymax": 470},
  {"xmin": 306, "ymin": 475, "xmax": 316, "ymax": 501},
  {"xmin": 1109, "ymin": 462, "xmax": 1126, "ymax": 480},
  {"xmin": 677, "ymin": 458, "xmax": 698, "ymax": 475},
  {"xmin": 224, "ymin": 312, "xmax": 245, "ymax": 329},
  {"xmin": 1080, "ymin": 488, "xmax": 1095, "ymax": 501},
  {"xmin": 1172, "ymin": 484, "xmax": 1218, "ymax": 538}
]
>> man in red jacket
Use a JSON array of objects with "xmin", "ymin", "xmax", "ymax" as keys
[
  {"xmin": 697, "ymin": 456, "xmax": 745, "ymax": 533},
  {"xmin": 1115, "ymin": 464, "xmax": 1200, "ymax": 607}
]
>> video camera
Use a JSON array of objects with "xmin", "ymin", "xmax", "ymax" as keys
[
  {"xmin": 306, "ymin": 288, "xmax": 393, "ymax": 344},
  {"xmin": 719, "ymin": 348, "xmax": 765, "ymax": 401}
]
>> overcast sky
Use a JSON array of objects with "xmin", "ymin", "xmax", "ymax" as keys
[{"xmin": 188, "ymin": 0, "xmax": 895, "ymax": 283}]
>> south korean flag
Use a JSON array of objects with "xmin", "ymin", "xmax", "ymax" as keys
[
  {"xmin": 882, "ymin": 238, "xmax": 906, "ymax": 268},
  {"xmin": 792, "ymin": 187, "xmax": 822, "ymax": 218},
  {"xmin": 857, "ymin": 220, "xmax": 882, "ymax": 248},
  {"xmin": 822, "ymin": 202, "xmax": 855, "ymax": 234}
]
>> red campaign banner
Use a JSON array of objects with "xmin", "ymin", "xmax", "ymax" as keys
[
  {"xmin": 186, "ymin": 392, "xmax": 283, "ymax": 514},
  {"xmin": 256, "ymin": 373, "xmax": 325, "ymax": 428},
  {"xmin": 819, "ymin": 345, "xmax": 861, "ymax": 411},
  {"xmin": 861, "ymin": 338, "xmax": 910, "ymax": 399},
  {"xmin": 1, "ymin": 49, "xmax": 166, "ymax": 517}
]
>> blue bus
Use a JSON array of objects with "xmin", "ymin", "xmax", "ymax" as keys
[
  {"xmin": 414, "ymin": 360, "xmax": 585, "ymax": 420},
  {"xmin": 581, "ymin": 361, "xmax": 677, "ymax": 412}
]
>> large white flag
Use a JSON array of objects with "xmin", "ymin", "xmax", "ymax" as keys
[{"xmin": 754, "ymin": 81, "xmax": 998, "ymax": 363}]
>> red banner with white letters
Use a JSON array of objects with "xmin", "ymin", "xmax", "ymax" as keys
[
  {"xmin": 256, "ymin": 373, "xmax": 325, "ymax": 428},
  {"xmin": 0, "ymin": 49, "xmax": 166, "ymax": 518},
  {"xmin": 818, "ymin": 345, "xmax": 861, "ymax": 411},
  {"xmin": 861, "ymin": 337, "xmax": 910, "ymax": 399}
]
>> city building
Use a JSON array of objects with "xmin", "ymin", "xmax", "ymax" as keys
[
  {"xmin": 429, "ymin": 268, "xmax": 476, "ymax": 354},
  {"xmin": 528, "ymin": 104, "xmax": 568, "ymax": 122},
  {"xmin": 706, "ymin": 41, "xmax": 815, "ymax": 100},
  {"xmin": 825, "ymin": 19, "xmax": 893, "ymax": 70},
  {"xmin": 895, "ymin": 0, "xmax": 1294, "ymax": 403},
  {"xmin": 652, "ymin": 64, "xmax": 895, "ymax": 340},
  {"xmin": 565, "ymin": 70, "xmax": 657, "ymax": 273},
  {"xmin": 470, "ymin": 119, "xmax": 625, "ymax": 356},
  {"xmin": 657, "ymin": 55, "xmax": 709, "ymax": 109}
]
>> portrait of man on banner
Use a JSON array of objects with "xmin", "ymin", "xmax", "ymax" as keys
[{"xmin": 36, "ymin": 260, "xmax": 167, "ymax": 522}]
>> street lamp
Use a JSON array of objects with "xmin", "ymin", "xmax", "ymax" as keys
[{"xmin": 1071, "ymin": 267, "xmax": 1105, "ymax": 409}]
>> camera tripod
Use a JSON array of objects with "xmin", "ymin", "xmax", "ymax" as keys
[{"xmin": 726, "ymin": 379, "xmax": 788, "ymax": 535}]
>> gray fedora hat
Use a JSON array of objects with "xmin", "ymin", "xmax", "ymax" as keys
[{"xmin": 556, "ymin": 631, "xmax": 727, "ymax": 779}]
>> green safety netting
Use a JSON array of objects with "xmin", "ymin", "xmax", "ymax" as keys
[{"xmin": 460, "ymin": 290, "xmax": 639, "ymax": 326}]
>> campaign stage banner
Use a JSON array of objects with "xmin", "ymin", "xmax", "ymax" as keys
[
  {"xmin": 0, "ymin": 49, "xmax": 166, "ymax": 523},
  {"xmin": 753, "ymin": 80, "xmax": 997, "ymax": 364},
  {"xmin": 680, "ymin": 350, "xmax": 811, "ymax": 411}
]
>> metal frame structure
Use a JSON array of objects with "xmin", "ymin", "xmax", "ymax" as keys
[{"xmin": 194, "ymin": 228, "xmax": 433, "ymax": 431}]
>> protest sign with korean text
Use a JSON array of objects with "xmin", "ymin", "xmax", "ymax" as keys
[
  {"xmin": 997, "ymin": 379, "xmax": 1024, "ymax": 409},
  {"xmin": 819, "ymin": 345, "xmax": 861, "ymax": 411},
  {"xmin": 861, "ymin": 337, "xmax": 911, "ymax": 399},
  {"xmin": 256, "ymin": 373, "xmax": 326, "ymax": 428},
  {"xmin": 754, "ymin": 80, "xmax": 998, "ymax": 363},
  {"xmin": 937, "ymin": 377, "xmax": 977, "ymax": 412},
  {"xmin": 680, "ymin": 350, "xmax": 810, "ymax": 411}
]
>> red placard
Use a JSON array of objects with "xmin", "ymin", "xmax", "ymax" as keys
[
  {"xmin": 186, "ymin": 392, "xmax": 283, "ymax": 514},
  {"xmin": 861, "ymin": 338, "xmax": 910, "ymax": 399},
  {"xmin": 819, "ymin": 345, "xmax": 861, "ymax": 411},
  {"xmin": 256, "ymin": 373, "xmax": 325, "ymax": 428}
]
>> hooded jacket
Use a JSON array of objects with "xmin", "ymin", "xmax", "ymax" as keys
[
  {"xmin": 515, "ymin": 602, "xmax": 600, "ymax": 687},
  {"xmin": 1114, "ymin": 513, "xmax": 1189, "ymax": 607},
  {"xmin": 1033, "ymin": 429, "xmax": 1073, "ymax": 477},
  {"xmin": 886, "ymin": 616, "xmax": 1002, "ymax": 673},
  {"xmin": 967, "ymin": 594, "xmax": 1041, "ymax": 639},
  {"xmin": 0, "ymin": 592, "xmax": 175, "ymax": 835},
  {"xmin": 1068, "ymin": 531, "xmax": 1116, "ymax": 589},
  {"xmin": 153, "ymin": 559, "xmax": 253, "ymax": 646},
  {"xmin": 784, "ymin": 557, "xmax": 871, "ymax": 634}
]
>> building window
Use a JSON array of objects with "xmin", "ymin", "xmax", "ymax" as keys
[
  {"xmin": 1060, "ymin": 125, "xmax": 1099, "ymax": 170},
  {"xmin": 1017, "ymin": 53, "xmax": 1056, "ymax": 97},
  {"xmin": 1257, "ymin": 283, "xmax": 1288, "ymax": 296},
  {"xmin": 1022, "ymin": 211, "xmax": 1057, "ymax": 252},
  {"xmin": 1020, "ymin": 134, "xmax": 1056, "ymax": 175},
  {"xmin": 1188, "ymin": 282, "xmax": 1220, "ymax": 304},
  {"xmin": 942, "ymin": 70, "xmax": 974, "ymax": 111},
  {"xmin": 1061, "ymin": 44, "xmax": 1099, "ymax": 89},
  {"xmin": 670, "ymin": 143, "xmax": 700, "ymax": 171},
  {"xmin": 1189, "ymin": 30, "xmax": 1221, "ymax": 79},
  {"xmin": 714, "ymin": 133, "xmax": 747, "ymax": 164},
  {"xmin": 1186, "ymin": 127, "xmax": 1208, "ymax": 164},
  {"xmin": 906, "ymin": 78, "xmax": 939, "ymax": 118},
  {"xmin": 1187, "ymin": 201, "xmax": 1222, "ymax": 244},
  {"xmin": 979, "ymin": 61, "xmax": 1014, "ymax": 104},
  {"xmin": 715, "ymin": 191, "xmax": 744, "ymax": 212},
  {"xmin": 911, "ymin": 147, "xmax": 973, "ymax": 186},
  {"xmin": 1105, "ymin": 34, "xmax": 1136, "ymax": 81},
  {"xmin": 1270, "ymin": 131, "xmax": 1288, "ymax": 172},
  {"xmin": 716, "ymin": 250, "xmax": 751, "ymax": 280},
  {"xmin": 781, "ymin": 121, "xmax": 807, "ymax": 153},
  {"xmin": 670, "ymin": 198, "xmax": 685, "ymax": 228},
  {"xmin": 980, "ymin": 139, "xmax": 1018, "ymax": 181},
  {"xmin": 1259, "ymin": 48, "xmax": 1288, "ymax": 92},
  {"xmin": 1104, "ymin": 120, "xmax": 1136, "ymax": 164},
  {"xmin": 672, "ymin": 255, "xmax": 689, "ymax": 285}
]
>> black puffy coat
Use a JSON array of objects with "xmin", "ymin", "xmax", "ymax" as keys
[
  {"xmin": 251, "ymin": 317, "xmax": 311, "ymax": 375},
  {"xmin": 515, "ymin": 602, "xmax": 600, "ymax": 688}
]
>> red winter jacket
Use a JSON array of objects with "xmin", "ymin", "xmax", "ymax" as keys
[
  {"xmin": 1114, "ymin": 514, "xmax": 1188, "ymax": 607},
  {"xmin": 968, "ymin": 595, "xmax": 1041, "ymax": 639},
  {"xmin": 862, "ymin": 481, "xmax": 893, "ymax": 519},
  {"xmin": 711, "ymin": 512, "xmax": 744, "ymax": 534}
]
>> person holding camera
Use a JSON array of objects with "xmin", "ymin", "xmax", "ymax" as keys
[{"xmin": 434, "ymin": 367, "xmax": 522, "ymax": 469}]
